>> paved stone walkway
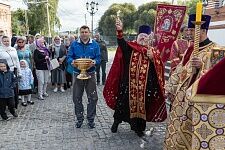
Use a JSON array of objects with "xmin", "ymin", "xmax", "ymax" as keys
[{"xmin": 0, "ymin": 51, "xmax": 166, "ymax": 150}]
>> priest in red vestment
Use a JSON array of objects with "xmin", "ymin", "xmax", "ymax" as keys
[
  {"xmin": 169, "ymin": 25, "xmax": 193, "ymax": 72},
  {"xmin": 103, "ymin": 18, "xmax": 167, "ymax": 137}
]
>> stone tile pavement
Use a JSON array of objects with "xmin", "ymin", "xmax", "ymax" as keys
[{"xmin": 0, "ymin": 51, "xmax": 167, "ymax": 150}]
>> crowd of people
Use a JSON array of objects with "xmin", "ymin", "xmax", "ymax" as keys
[
  {"xmin": 0, "ymin": 30, "xmax": 108, "ymax": 122},
  {"xmin": 0, "ymin": 5, "xmax": 224, "ymax": 149}
]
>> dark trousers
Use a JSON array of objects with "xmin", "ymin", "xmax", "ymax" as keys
[
  {"xmin": 64, "ymin": 71, "xmax": 72, "ymax": 89},
  {"xmin": 13, "ymin": 68, "xmax": 19, "ymax": 108},
  {"xmin": 72, "ymin": 74, "xmax": 98, "ymax": 123},
  {"xmin": 0, "ymin": 97, "xmax": 15, "ymax": 120},
  {"xmin": 14, "ymin": 87, "xmax": 18, "ymax": 109},
  {"xmin": 96, "ymin": 61, "xmax": 106, "ymax": 84},
  {"xmin": 33, "ymin": 69, "xmax": 38, "ymax": 87}
]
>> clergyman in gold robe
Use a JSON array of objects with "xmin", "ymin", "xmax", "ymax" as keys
[{"xmin": 163, "ymin": 14, "xmax": 223, "ymax": 150}]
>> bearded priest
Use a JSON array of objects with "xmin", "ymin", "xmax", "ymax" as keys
[{"xmin": 103, "ymin": 17, "xmax": 167, "ymax": 137}]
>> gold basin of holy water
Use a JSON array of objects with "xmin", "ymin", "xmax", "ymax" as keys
[{"xmin": 73, "ymin": 58, "xmax": 92, "ymax": 80}]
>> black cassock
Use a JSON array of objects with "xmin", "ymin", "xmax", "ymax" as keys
[{"xmin": 113, "ymin": 38, "xmax": 162, "ymax": 132}]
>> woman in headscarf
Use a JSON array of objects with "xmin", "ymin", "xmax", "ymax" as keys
[
  {"xmin": 15, "ymin": 36, "xmax": 32, "ymax": 69},
  {"xmin": 0, "ymin": 36, "xmax": 21, "ymax": 108},
  {"xmin": 0, "ymin": 36, "xmax": 21, "ymax": 74},
  {"xmin": 49, "ymin": 36, "xmax": 67, "ymax": 93},
  {"xmin": 33, "ymin": 37, "xmax": 50, "ymax": 100}
]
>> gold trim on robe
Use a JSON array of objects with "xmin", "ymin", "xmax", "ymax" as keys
[
  {"xmin": 163, "ymin": 42, "xmax": 224, "ymax": 150},
  {"xmin": 129, "ymin": 50, "xmax": 150, "ymax": 120}
]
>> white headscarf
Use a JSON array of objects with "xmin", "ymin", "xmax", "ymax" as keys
[
  {"xmin": 53, "ymin": 36, "xmax": 61, "ymax": 47},
  {"xmin": 20, "ymin": 59, "xmax": 29, "ymax": 70},
  {"xmin": 0, "ymin": 37, "xmax": 15, "ymax": 52}
]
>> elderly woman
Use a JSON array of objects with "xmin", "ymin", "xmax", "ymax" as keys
[
  {"xmin": 0, "ymin": 36, "xmax": 21, "ymax": 108},
  {"xmin": 15, "ymin": 36, "xmax": 32, "ymax": 69},
  {"xmin": 49, "ymin": 36, "xmax": 67, "ymax": 93},
  {"xmin": 33, "ymin": 38, "xmax": 50, "ymax": 100}
]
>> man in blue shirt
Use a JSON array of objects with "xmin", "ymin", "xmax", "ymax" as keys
[{"xmin": 67, "ymin": 25, "xmax": 101, "ymax": 129}]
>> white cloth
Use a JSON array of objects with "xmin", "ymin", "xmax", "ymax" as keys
[{"xmin": 0, "ymin": 45, "xmax": 21, "ymax": 75}]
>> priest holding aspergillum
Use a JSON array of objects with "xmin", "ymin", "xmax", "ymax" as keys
[{"xmin": 103, "ymin": 17, "xmax": 167, "ymax": 137}]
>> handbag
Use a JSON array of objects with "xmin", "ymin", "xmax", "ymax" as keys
[{"xmin": 49, "ymin": 58, "xmax": 59, "ymax": 70}]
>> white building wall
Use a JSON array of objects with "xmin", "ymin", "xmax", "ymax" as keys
[
  {"xmin": 208, "ymin": 29, "xmax": 225, "ymax": 46},
  {"xmin": 208, "ymin": 20, "xmax": 225, "ymax": 46}
]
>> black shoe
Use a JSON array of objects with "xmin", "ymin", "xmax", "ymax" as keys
[
  {"xmin": 66, "ymin": 83, "xmax": 71, "ymax": 89},
  {"xmin": 2, "ymin": 117, "xmax": 10, "ymax": 121},
  {"xmin": 21, "ymin": 102, "xmax": 27, "ymax": 106},
  {"xmin": 88, "ymin": 122, "xmax": 95, "ymax": 129},
  {"xmin": 135, "ymin": 131, "xmax": 144, "ymax": 137},
  {"xmin": 111, "ymin": 121, "xmax": 120, "ymax": 133},
  {"xmin": 75, "ymin": 121, "xmax": 83, "ymax": 128},
  {"xmin": 1, "ymin": 115, "xmax": 9, "ymax": 120},
  {"xmin": 11, "ymin": 112, "xmax": 18, "ymax": 118},
  {"xmin": 27, "ymin": 101, "xmax": 34, "ymax": 105}
]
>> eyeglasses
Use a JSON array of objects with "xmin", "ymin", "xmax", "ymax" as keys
[{"xmin": 18, "ymin": 42, "xmax": 24, "ymax": 43}]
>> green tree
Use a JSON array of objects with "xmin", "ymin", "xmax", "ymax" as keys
[
  {"xmin": 11, "ymin": 9, "xmax": 26, "ymax": 35},
  {"xmin": 27, "ymin": 0, "xmax": 60, "ymax": 36},
  {"xmin": 133, "ymin": 8, "xmax": 156, "ymax": 32},
  {"xmin": 176, "ymin": 0, "xmax": 198, "ymax": 25},
  {"xmin": 98, "ymin": 3, "xmax": 136, "ymax": 36},
  {"xmin": 177, "ymin": 0, "xmax": 198, "ymax": 15},
  {"xmin": 133, "ymin": 1, "xmax": 169, "ymax": 32},
  {"xmin": 98, "ymin": 1, "xmax": 169, "ymax": 36},
  {"xmin": 11, "ymin": 0, "xmax": 60, "ymax": 36},
  {"xmin": 186, "ymin": 0, "xmax": 198, "ymax": 15}
]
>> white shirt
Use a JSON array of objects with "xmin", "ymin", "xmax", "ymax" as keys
[{"xmin": 0, "ymin": 45, "xmax": 21, "ymax": 75}]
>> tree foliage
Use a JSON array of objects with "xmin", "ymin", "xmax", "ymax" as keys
[
  {"xmin": 133, "ymin": 1, "xmax": 169, "ymax": 32},
  {"xmin": 98, "ymin": 3, "xmax": 136, "ymax": 36},
  {"xmin": 11, "ymin": 0, "xmax": 60, "ymax": 36},
  {"xmin": 98, "ymin": 1, "xmax": 169, "ymax": 36},
  {"xmin": 11, "ymin": 9, "xmax": 26, "ymax": 35},
  {"xmin": 186, "ymin": 0, "xmax": 198, "ymax": 15},
  {"xmin": 27, "ymin": 0, "xmax": 60, "ymax": 36},
  {"xmin": 176, "ymin": 0, "xmax": 198, "ymax": 26},
  {"xmin": 177, "ymin": 0, "xmax": 198, "ymax": 15}
]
